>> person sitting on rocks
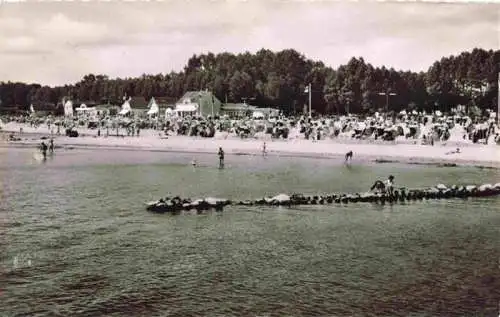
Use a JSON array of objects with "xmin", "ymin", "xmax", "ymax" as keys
[{"xmin": 370, "ymin": 175, "xmax": 395, "ymax": 195}]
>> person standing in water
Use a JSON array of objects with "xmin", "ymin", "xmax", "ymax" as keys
[
  {"xmin": 345, "ymin": 150, "xmax": 353, "ymax": 162},
  {"xmin": 262, "ymin": 142, "xmax": 267, "ymax": 157},
  {"xmin": 218, "ymin": 147, "xmax": 224, "ymax": 169},
  {"xmin": 40, "ymin": 141, "xmax": 48, "ymax": 159},
  {"xmin": 49, "ymin": 138, "xmax": 54, "ymax": 153}
]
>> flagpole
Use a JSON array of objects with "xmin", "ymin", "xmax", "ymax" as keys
[
  {"xmin": 308, "ymin": 83, "xmax": 312, "ymax": 118},
  {"xmin": 497, "ymin": 71, "xmax": 499, "ymax": 126}
]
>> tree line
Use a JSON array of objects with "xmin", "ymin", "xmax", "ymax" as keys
[{"xmin": 0, "ymin": 48, "xmax": 498, "ymax": 115}]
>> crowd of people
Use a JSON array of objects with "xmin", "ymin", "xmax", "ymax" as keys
[
  {"xmin": 1, "ymin": 108, "xmax": 499, "ymax": 146},
  {"xmin": 1, "ymin": 109, "xmax": 497, "ymax": 195}
]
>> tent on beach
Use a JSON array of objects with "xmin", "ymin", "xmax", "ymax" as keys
[
  {"xmin": 119, "ymin": 98, "xmax": 132, "ymax": 115},
  {"xmin": 147, "ymin": 97, "xmax": 159, "ymax": 116},
  {"xmin": 64, "ymin": 100, "xmax": 74, "ymax": 117}
]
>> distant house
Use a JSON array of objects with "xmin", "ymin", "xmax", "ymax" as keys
[
  {"xmin": 126, "ymin": 96, "xmax": 149, "ymax": 116},
  {"xmin": 251, "ymin": 107, "xmax": 281, "ymax": 119},
  {"xmin": 174, "ymin": 91, "xmax": 222, "ymax": 117},
  {"xmin": 95, "ymin": 104, "xmax": 112, "ymax": 117},
  {"xmin": 75, "ymin": 103, "xmax": 98, "ymax": 118},
  {"xmin": 221, "ymin": 103, "xmax": 258, "ymax": 118},
  {"xmin": 128, "ymin": 96, "xmax": 148, "ymax": 109},
  {"xmin": 30, "ymin": 102, "xmax": 59, "ymax": 116},
  {"xmin": 155, "ymin": 97, "xmax": 177, "ymax": 108}
]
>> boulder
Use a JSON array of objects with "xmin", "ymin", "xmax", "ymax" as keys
[
  {"xmin": 271, "ymin": 194, "xmax": 291, "ymax": 205},
  {"xmin": 478, "ymin": 184, "xmax": 492, "ymax": 191},
  {"xmin": 465, "ymin": 185, "xmax": 477, "ymax": 192},
  {"xmin": 436, "ymin": 184, "xmax": 447, "ymax": 191}
]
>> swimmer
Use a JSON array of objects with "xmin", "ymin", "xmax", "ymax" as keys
[
  {"xmin": 191, "ymin": 158, "xmax": 197, "ymax": 167},
  {"xmin": 445, "ymin": 148, "xmax": 461, "ymax": 155}
]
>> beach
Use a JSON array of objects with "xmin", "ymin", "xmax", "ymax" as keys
[{"xmin": 2, "ymin": 121, "xmax": 499, "ymax": 168}]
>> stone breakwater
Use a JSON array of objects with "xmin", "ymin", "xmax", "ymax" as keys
[{"xmin": 146, "ymin": 183, "xmax": 500, "ymax": 214}]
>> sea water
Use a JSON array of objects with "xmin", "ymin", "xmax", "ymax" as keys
[{"xmin": 1, "ymin": 147, "xmax": 499, "ymax": 316}]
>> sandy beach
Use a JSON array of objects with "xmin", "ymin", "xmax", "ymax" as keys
[{"xmin": 2, "ymin": 122, "xmax": 499, "ymax": 168}]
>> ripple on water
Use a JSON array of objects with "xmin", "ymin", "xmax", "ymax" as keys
[{"xmin": 2, "ymin": 149, "xmax": 500, "ymax": 316}]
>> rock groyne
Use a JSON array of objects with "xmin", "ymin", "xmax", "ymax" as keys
[{"xmin": 146, "ymin": 183, "xmax": 500, "ymax": 214}]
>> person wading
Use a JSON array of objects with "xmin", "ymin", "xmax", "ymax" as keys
[
  {"xmin": 218, "ymin": 147, "xmax": 225, "ymax": 169},
  {"xmin": 49, "ymin": 138, "xmax": 54, "ymax": 153},
  {"xmin": 40, "ymin": 141, "xmax": 48, "ymax": 159},
  {"xmin": 345, "ymin": 150, "xmax": 353, "ymax": 162}
]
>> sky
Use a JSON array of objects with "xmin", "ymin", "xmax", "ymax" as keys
[{"xmin": 0, "ymin": 0, "xmax": 498, "ymax": 87}]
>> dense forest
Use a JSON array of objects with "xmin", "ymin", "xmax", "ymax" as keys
[{"xmin": 0, "ymin": 48, "xmax": 498, "ymax": 115}]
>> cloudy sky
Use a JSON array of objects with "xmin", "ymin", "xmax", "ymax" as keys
[{"xmin": 0, "ymin": 0, "xmax": 498, "ymax": 86}]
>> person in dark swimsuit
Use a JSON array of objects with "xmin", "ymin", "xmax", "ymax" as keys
[
  {"xmin": 345, "ymin": 150, "xmax": 353, "ymax": 162},
  {"xmin": 49, "ymin": 138, "xmax": 54, "ymax": 153},
  {"xmin": 218, "ymin": 147, "xmax": 224, "ymax": 169},
  {"xmin": 40, "ymin": 141, "xmax": 48, "ymax": 159}
]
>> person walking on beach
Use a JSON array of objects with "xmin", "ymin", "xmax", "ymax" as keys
[
  {"xmin": 262, "ymin": 142, "xmax": 267, "ymax": 157},
  {"xmin": 218, "ymin": 147, "xmax": 225, "ymax": 169}
]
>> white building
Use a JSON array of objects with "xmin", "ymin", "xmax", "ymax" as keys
[{"xmin": 75, "ymin": 103, "xmax": 98, "ymax": 118}]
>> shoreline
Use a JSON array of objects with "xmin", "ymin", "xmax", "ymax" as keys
[{"xmin": 2, "ymin": 132, "xmax": 500, "ymax": 169}]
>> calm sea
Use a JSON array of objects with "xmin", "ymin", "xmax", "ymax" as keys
[{"xmin": 1, "ymin": 147, "xmax": 499, "ymax": 317}]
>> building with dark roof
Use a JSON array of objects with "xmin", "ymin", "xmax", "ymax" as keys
[{"xmin": 174, "ymin": 91, "xmax": 222, "ymax": 117}]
